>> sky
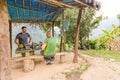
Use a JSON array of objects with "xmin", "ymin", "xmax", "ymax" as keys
[
  {"xmin": 98, "ymin": 0, "xmax": 120, "ymax": 17},
  {"xmin": 90, "ymin": 0, "xmax": 120, "ymax": 39}
]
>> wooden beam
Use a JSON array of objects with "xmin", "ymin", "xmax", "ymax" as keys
[
  {"xmin": 14, "ymin": 0, "xmax": 20, "ymax": 20},
  {"xmin": 52, "ymin": 21, "xmax": 55, "ymax": 37},
  {"xmin": 46, "ymin": 6, "xmax": 56, "ymax": 21},
  {"xmin": 74, "ymin": 0, "xmax": 93, "ymax": 8},
  {"xmin": 37, "ymin": 1, "xmax": 41, "ymax": 21},
  {"xmin": 22, "ymin": 0, "xmax": 25, "ymax": 20},
  {"xmin": 73, "ymin": 7, "xmax": 83, "ymax": 63},
  {"xmin": 10, "ymin": 20, "xmax": 52, "ymax": 23},
  {"xmin": 30, "ymin": 0, "xmax": 33, "ymax": 21},
  {"xmin": 40, "ymin": 0, "xmax": 64, "ymax": 8},
  {"xmin": 40, "ymin": 0, "xmax": 93, "ymax": 10},
  {"xmin": 38, "ymin": 0, "xmax": 59, "ymax": 8},
  {"xmin": 45, "ymin": 0, "xmax": 79, "ymax": 10}
]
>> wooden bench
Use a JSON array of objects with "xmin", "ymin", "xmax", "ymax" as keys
[
  {"xmin": 12, "ymin": 53, "xmax": 68, "ymax": 72},
  {"xmin": 12, "ymin": 54, "xmax": 43, "ymax": 62},
  {"xmin": 13, "ymin": 53, "xmax": 67, "ymax": 62},
  {"xmin": 56, "ymin": 52, "xmax": 67, "ymax": 63},
  {"xmin": 12, "ymin": 54, "xmax": 43, "ymax": 72}
]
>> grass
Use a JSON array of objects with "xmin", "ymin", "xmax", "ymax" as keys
[
  {"xmin": 76, "ymin": 64, "xmax": 89, "ymax": 72},
  {"xmin": 80, "ymin": 50, "xmax": 120, "ymax": 62},
  {"xmin": 63, "ymin": 63, "xmax": 89, "ymax": 79}
]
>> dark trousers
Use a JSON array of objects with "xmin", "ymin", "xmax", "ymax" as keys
[
  {"xmin": 44, "ymin": 56, "xmax": 55, "ymax": 62},
  {"xmin": 40, "ymin": 50, "xmax": 55, "ymax": 61}
]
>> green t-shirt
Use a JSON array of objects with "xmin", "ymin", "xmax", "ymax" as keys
[{"xmin": 44, "ymin": 37, "xmax": 57, "ymax": 57}]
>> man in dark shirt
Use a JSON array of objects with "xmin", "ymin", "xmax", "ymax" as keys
[{"xmin": 15, "ymin": 26, "xmax": 32, "ymax": 57}]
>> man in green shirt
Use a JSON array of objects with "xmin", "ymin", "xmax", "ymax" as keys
[{"xmin": 41, "ymin": 31, "xmax": 57, "ymax": 64}]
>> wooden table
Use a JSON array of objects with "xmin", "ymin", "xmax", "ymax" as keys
[{"xmin": 16, "ymin": 48, "xmax": 41, "ymax": 53}]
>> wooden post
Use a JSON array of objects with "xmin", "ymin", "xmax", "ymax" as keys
[
  {"xmin": 0, "ymin": 0, "xmax": 12, "ymax": 80},
  {"xmin": 9, "ymin": 20, "xmax": 12, "ymax": 57},
  {"xmin": 52, "ymin": 21, "xmax": 55, "ymax": 37},
  {"xmin": 60, "ymin": 10, "xmax": 64, "ymax": 52},
  {"xmin": 73, "ymin": 7, "xmax": 83, "ymax": 63},
  {"xmin": 60, "ymin": 32, "xmax": 63, "ymax": 52}
]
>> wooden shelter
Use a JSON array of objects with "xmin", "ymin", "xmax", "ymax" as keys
[{"xmin": 0, "ymin": 0, "xmax": 100, "ymax": 80}]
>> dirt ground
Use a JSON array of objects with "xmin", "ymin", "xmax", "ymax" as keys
[
  {"xmin": 12, "ymin": 52, "xmax": 81, "ymax": 80},
  {"xmin": 80, "ymin": 54, "xmax": 120, "ymax": 80},
  {"xmin": 12, "ymin": 52, "xmax": 120, "ymax": 80}
]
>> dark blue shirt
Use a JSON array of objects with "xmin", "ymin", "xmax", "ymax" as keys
[{"xmin": 16, "ymin": 32, "xmax": 30, "ymax": 44}]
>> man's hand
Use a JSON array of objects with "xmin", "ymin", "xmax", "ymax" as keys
[
  {"xmin": 40, "ymin": 41, "xmax": 43, "ymax": 45},
  {"xmin": 42, "ymin": 43, "xmax": 46, "ymax": 50}
]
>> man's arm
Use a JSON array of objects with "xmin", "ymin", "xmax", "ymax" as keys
[
  {"xmin": 14, "ymin": 38, "xmax": 19, "ymax": 45},
  {"xmin": 41, "ymin": 43, "xmax": 46, "ymax": 50},
  {"xmin": 29, "ymin": 36, "xmax": 32, "ymax": 43},
  {"xmin": 27, "ymin": 33, "xmax": 32, "ymax": 43},
  {"xmin": 15, "ymin": 33, "xmax": 20, "ymax": 45}
]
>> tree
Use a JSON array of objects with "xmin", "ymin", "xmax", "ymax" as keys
[
  {"xmin": 80, "ymin": 8, "xmax": 102, "ymax": 49},
  {"xmin": 96, "ymin": 24, "xmax": 120, "ymax": 50},
  {"xmin": 64, "ymin": 8, "xmax": 102, "ymax": 50},
  {"xmin": 117, "ymin": 14, "xmax": 120, "ymax": 25},
  {"xmin": 64, "ymin": 9, "xmax": 78, "ymax": 48}
]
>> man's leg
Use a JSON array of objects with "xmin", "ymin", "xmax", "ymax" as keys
[
  {"xmin": 50, "ymin": 56, "xmax": 55, "ymax": 61},
  {"xmin": 30, "ymin": 51, "xmax": 34, "ymax": 55},
  {"xmin": 21, "ymin": 45, "xmax": 26, "ymax": 57},
  {"xmin": 21, "ymin": 53, "xmax": 26, "ymax": 57},
  {"xmin": 44, "ymin": 56, "xmax": 52, "ymax": 64},
  {"xmin": 44, "ymin": 56, "xmax": 50, "ymax": 61},
  {"xmin": 40, "ymin": 50, "xmax": 44, "ymax": 55},
  {"xmin": 40, "ymin": 50, "xmax": 51, "ymax": 64},
  {"xmin": 50, "ymin": 56, "xmax": 55, "ymax": 64},
  {"xmin": 44, "ymin": 56, "xmax": 55, "ymax": 64}
]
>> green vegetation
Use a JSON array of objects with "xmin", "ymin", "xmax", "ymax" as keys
[
  {"xmin": 76, "ymin": 63, "xmax": 90, "ymax": 72},
  {"xmin": 117, "ymin": 14, "xmax": 120, "ymax": 25},
  {"xmin": 88, "ymin": 24, "xmax": 120, "ymax": 50},
  {"xmin": 55, "ymin": 8, "xmax": 103, "ymax": 51},
  {"xmin": 63, "ymin": 63, "xmax": 89, "ymax": 79},
  {"xmin": 81, "ymin": 50, "xmax": 120, "ymax": 62},
  {"xmin": 63, "ymin": 8, "xmax": 103, "ymax": 50}
]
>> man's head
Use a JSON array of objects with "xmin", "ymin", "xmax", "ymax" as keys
[
  {"xmin": 21, "ymin": 26, "xmax": 27, "ymax": 33},
  {"xmin": 46, "ymin": 31, "xmax": 52, "ymax": 38}
]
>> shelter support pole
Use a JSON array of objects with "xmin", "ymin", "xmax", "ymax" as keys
[
  {"xmin": 60, "ymin": 10, "xmax": 64, "ymax": 52},
  {"xmin": 0, "ymin": 0, "xmax": 12, "ymax": 80},
  {"xmin": 52, "ymin": 21, "xmax": 55, "ymax": 37},
  {"xmin": 73, "ymin": 7, "xmax": 83, "ymax": 63},
  {"xmin": 60, "ymin": 31, "xmax": 63, "ymax": 52},
  {"xmin": 9, "ymin": 20, "xmax": 12, "ymax": 57}
]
